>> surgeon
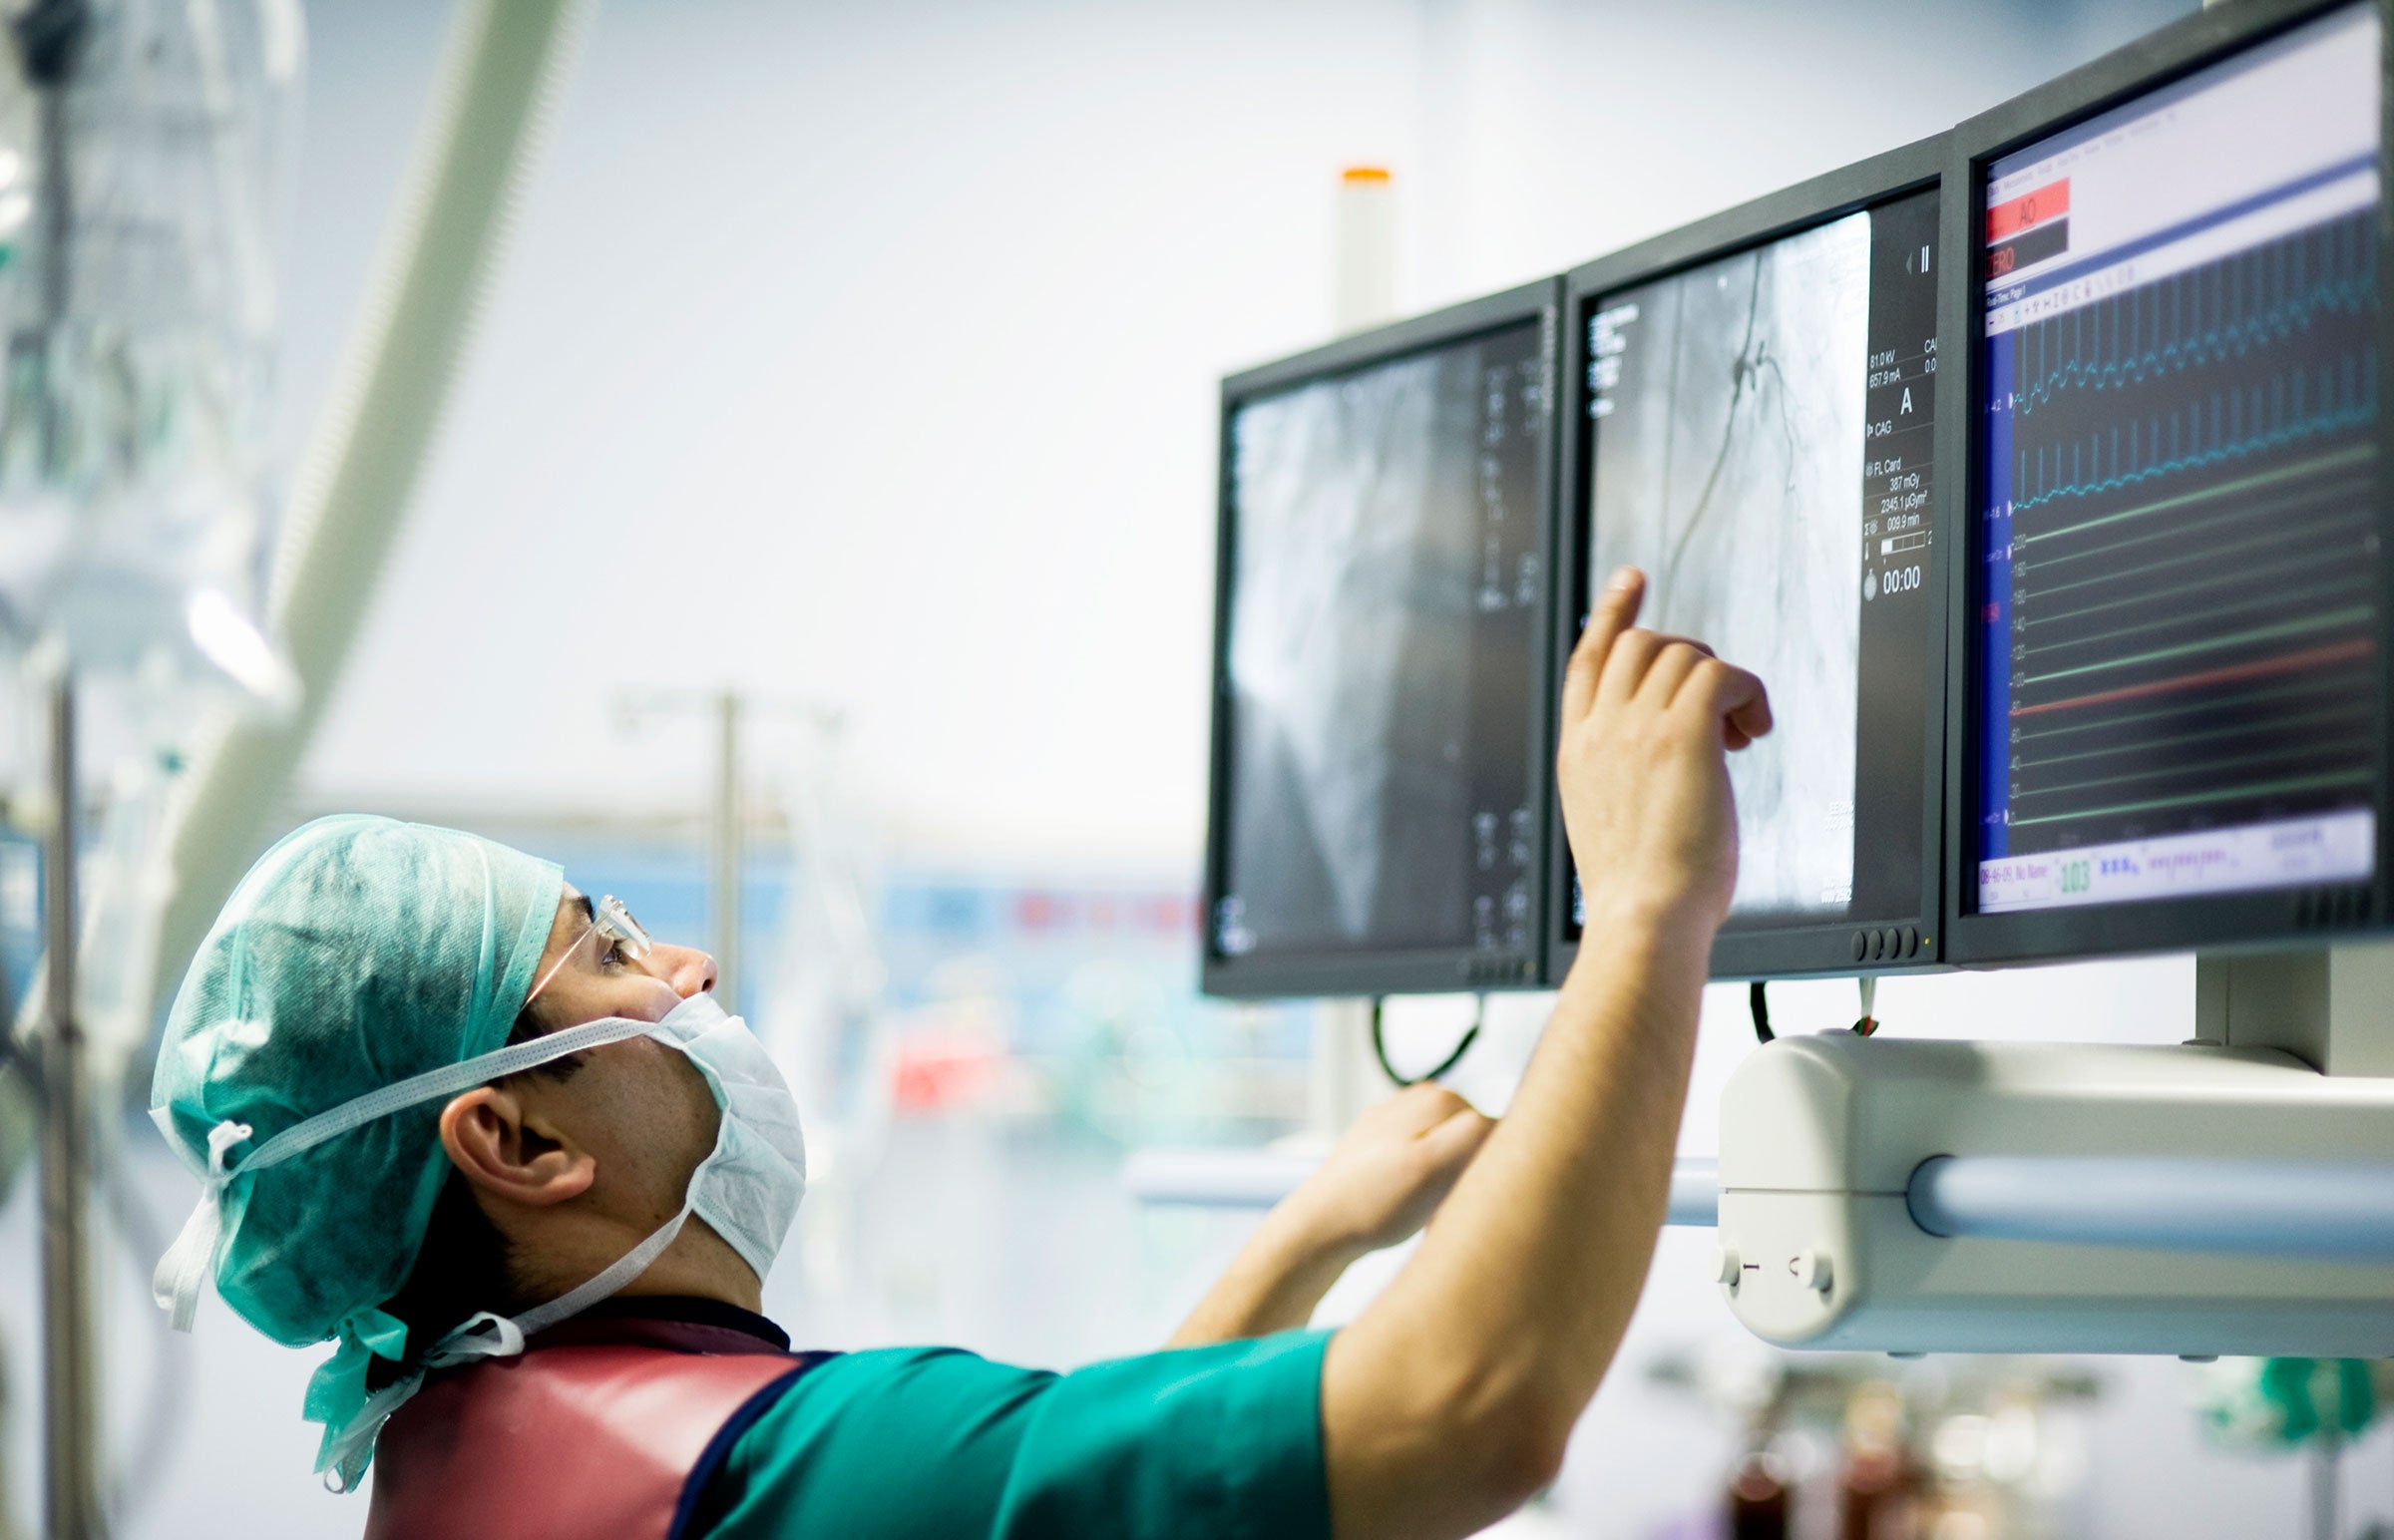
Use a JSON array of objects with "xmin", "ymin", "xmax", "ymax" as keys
[{"xmin": 149, "ymin": 568, "xmax": 1768, "ymax": 1540}]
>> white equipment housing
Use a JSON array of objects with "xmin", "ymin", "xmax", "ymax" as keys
[{"xmin": 1717, "ymin": 946, "xmax": 2394, "ymax": 1357}]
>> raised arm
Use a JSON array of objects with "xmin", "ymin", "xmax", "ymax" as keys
[{"xmin": 1319, "ymin": 567, "xmax": 1771, "ymax": 1540}]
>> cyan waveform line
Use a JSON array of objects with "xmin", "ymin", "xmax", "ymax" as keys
[
  {"xmin": 2013, "ymin": 402, "xmax": 2377, "ymax": 515},
  {"xmin": 2014, "ymin": 216, "xmax": 2376, "ymax": 420},
  {"xmin": 2016, "ymin": 277, "xmax": 2373, "ymax": 418}
]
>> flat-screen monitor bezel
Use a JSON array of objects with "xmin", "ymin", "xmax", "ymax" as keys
[
  {"xmin": 1544, "ymin": 137, "xmax": 1958, "ymax": 986},
  {"xmin": 1201, "ymin": 279, "xmax": 1562, "ymax": 999},
  {"xmin": 1940, "ymin": 0, "xmax": 2394, "ymax": 966}
]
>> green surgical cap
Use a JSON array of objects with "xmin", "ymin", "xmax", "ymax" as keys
[{"xmin": 151, "ymin": 813, "xmax": 564, "ymax": 1349}]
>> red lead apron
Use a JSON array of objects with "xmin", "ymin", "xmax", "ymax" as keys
[{"xmin": 364, "ymin": 1315, "xmax": 828, "ymax": 1540}]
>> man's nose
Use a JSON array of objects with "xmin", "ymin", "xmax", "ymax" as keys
[{"xmin": 651, "ymin": 944, "xmax": 719, "ymax": 998}]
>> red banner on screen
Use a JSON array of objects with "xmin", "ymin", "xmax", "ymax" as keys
[{"xmin": 1986, "ymin": 180, "xmax": 2070, "ymax": 243}]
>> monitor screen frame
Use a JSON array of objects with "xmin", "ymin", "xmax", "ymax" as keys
[
  {"xmin": 1544, "ymin": 136, "xmax": 1959, "ymax": 986},
  {"xmin": 1940, "ymin": 0, "xmax": 2394, "ymax": 966},
  {"xmin": 1200, "ymin": 278, "xmax": 1562, "ymax": 999}
]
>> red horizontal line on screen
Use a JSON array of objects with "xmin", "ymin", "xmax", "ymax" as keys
[{"xmin": 2010, "ymin": 638, "xmax": 2374, "ymax": 719}]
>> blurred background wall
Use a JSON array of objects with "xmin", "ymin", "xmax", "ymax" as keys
[{"xmin": 13, "ymin": 1, "xmax": 2388, "ymax": 1536}]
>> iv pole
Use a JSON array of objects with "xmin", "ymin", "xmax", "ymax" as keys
[
  {"xmin": 37, "ymin": 677, "xmax": 97, "ymax": 1540},
  {"xmin": 15, "ymin": 0, "xmax": 104, "ymax": 1531}
]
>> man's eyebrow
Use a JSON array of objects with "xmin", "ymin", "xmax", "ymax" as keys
[{"xmin": 571, "ymin": 893, "xmax": 596, "ymax": 927}]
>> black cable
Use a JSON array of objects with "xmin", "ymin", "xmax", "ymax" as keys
[
  {"xmin": 1754, "ymin": 978, "xmax": 1885, "ymax": 1041},
  {"xmin": 1371, "ymin": 995, "xmax": 1483, "ymax": 1087}
]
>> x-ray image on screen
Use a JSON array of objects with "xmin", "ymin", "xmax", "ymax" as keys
[
  {"xmin": 1587, "ymin": 215, "xmax": 1870, "ymax": 917},
  {"xmin": 1217, "ymin": 320, "xmax": 1543, "ymax": 960}
]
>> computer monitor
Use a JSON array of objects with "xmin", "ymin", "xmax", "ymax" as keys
[
  {"xmin": 1945, "ymin": 0, "xmax": 2387, "ymax": 964},
  {"xmin": 1546, "ymin": 140, "xmax": 1956, "ymax": 983},
  {"xmin": 1202, "ymin": 281, "xmax": 1559, "ymax": 997}
]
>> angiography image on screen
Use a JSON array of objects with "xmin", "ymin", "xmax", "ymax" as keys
[
  {"xmin": 1581, "ymin": 189, "xmax": 1941, "ymax": 929},
  {"xmin": 1587, "ymin": 215, "xmax": 1868, "ymax": 917},
  {"xmin": 1215, "ymin": 320, "xmax": 1544, "ymax": 961}
]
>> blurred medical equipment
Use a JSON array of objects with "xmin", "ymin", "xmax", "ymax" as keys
[
  {"xmin": 0, "ymin": 1, "xmax": 304, "ymax": 1532},
  {"xmin": 0, "ymin": 0, "xmax": 589, "ymax": 1533},
  {"xmin": 1331, "ymin": 165, "xmax": 1396, "ymax": 338},
  {"xmin": 0, "ymin": 0, "xmax": 298, "ymax": 696},
  {"xmin": 613, "ymin": 688, "xmax": 777, "ymax": 1015},
  {"xmin": 145, "ymin": 0, "xmax": 591, "ymax": 1042},
  {"xmin": 751, "ymin": 705, "xmax": 891, "ymax": 1299},
  {"xmin": 1647, "ymin": 1344, "xmax": 2102, "ymax": 1540}
]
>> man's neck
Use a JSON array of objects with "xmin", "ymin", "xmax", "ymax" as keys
[{"xmin": 508, "ymin": 1211, "xmax": 764, "ymax": 1316}]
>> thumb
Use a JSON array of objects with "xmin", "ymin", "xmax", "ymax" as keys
[{"xmin": 1417, "ymin": 1105, "xmax": 1495, "ymax": 1173}]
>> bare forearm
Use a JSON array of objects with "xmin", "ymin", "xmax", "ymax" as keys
[
  {"xmin": 1323, "ymin": 914, "xmax": 1711, "ymax": 1536},
  {"xmin": 1171, "ymin": 1209, "xmax": 1359, "ymax": 1347},
  {"xmin": 1425, "ymin": 915, "xmax": 1710, "ymax": 1397}
]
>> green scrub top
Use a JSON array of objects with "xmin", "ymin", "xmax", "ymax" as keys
[{"xmin": 692, "ymin": 1328, "xmax": 1335, "ymax": 1539}]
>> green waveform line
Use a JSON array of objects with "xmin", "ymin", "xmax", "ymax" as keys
[
  {"xmin": 2020, "ymin": 492, "xmax": 2368, "ymax": 597},
  {"xmin": 2007, "ymin": 770, "xmax": 2371, "ymax": 829},
  {"xmin": 2014, "ymin": 699, "xmax": 2370, "ymax": 774},
  {"xmin": 2020, "ymin": 536, "xmax": 2374, "ymax": 627},
  {"xmin": 2016, "ymin": 731, "xmax": 2371, "ymax": 802},
  {"xmin": 2023, "ymin": 573, "xmax": 2367, "ymax": 657},
  {"xmin": 2018, "ymin": 606, "xmax": 2373, "ymax": 688},
  {"xmin": 2014, "ymin": 671, "xmax": 2357, "ymax": 744}
]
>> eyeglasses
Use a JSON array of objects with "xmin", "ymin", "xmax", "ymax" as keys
[{"xmin": 525, "ymin": 894, "xmax": 654, "ymax": 1007}]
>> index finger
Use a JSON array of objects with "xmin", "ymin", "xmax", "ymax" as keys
[{"xmin": 1560, "ymin": 567, "xmax": 1646, "ymax": 726}]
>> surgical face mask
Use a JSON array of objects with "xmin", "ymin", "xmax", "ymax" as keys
[
  {"xmin": 153, "ymin": 990, "xmax": 806, "ymax": 1487},
  {"xmin": 576, "ymin": 989, "xmax": 809, "ymax": 1296}
]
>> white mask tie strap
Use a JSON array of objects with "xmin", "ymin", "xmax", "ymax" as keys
[
  {"xmin": 509, "ymin": 1204, "xmax": 694, "ymax": 1341},
  {"xmin": 318, "ymin": 1371, "xmax": 426, "ymax": 1494},
  {"xmin": 152, "ymin": 1119, "xmax": 253, "ymax": 1333},
  {"xmin": 421, "ymin": 1311, "xmax": 527, "ymax": 1366}
]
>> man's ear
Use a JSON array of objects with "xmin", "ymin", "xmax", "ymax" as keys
[{"xmin": 439, "ymin": 1085, "xmax": 597, "ymax": 1208}]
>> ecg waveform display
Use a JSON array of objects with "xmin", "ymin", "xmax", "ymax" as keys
[{"xmin": 1979, "ymin": 206, "xmax": 2380, "ymax": 901}]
